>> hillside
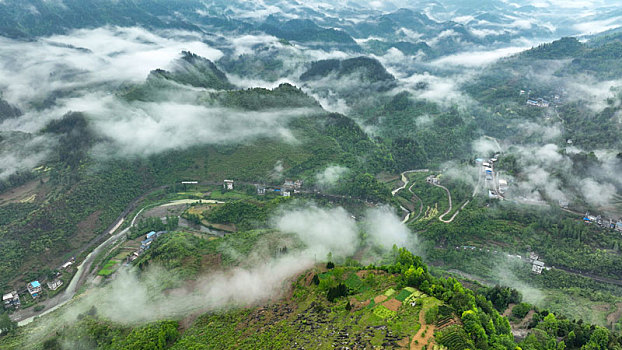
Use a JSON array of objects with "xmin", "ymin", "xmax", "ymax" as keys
[
  {"xmin": 300, "ymin": 57, "xmax": 396, "ymax": 84},
  {"xmin": 0, "ymin": 71, "xmax": 391, "ymax": 291},
  {"xmin": 1, "ymin": 245, "xmax": 619, "ymax": 349},
  {"xmin": 150, "ymin": 51, "xmax": 234, "ymax": 90},
  {"xmin": 260, "ymin": 17, "xmax": 361, "ymax": 52}
]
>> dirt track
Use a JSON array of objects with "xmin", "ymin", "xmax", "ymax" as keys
[{"xmin": 410, "ymin": 304, "xmax": 436, "ymax": 350}]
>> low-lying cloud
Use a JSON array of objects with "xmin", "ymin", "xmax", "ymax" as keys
[
  {"xmin": 274, "ymin": 205, "xmax": 359, "ymax": 257},
  {"xmin": 364, "ymin": 205, "xmax": 413, "ymax": 250},
  {"xmin": 88, "ymin": 97, "xmax": 312, "ymax": 157},
  {"xmin": 315, "ymin": 165, "xmax": 349, "ymax": 188},
  {"xmin": 430, "ymin": 46, "xmax": 530, "ymax": 68},
  {"xmin": 0, "ymin": 26, "xmax": 223, "ymax": 108}
]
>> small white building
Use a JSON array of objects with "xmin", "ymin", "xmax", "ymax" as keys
[
  {"xmin": 426, "ymin": 175, "xmax": 439, "ymax": 185},
  {"xmin": 3, "ymin": 291, "xmax": 20, "ymax": 308},
  {"xmin": 532, "ymin": 260, "xmax": 545, "ymax": 274},
  {"xmin": 223, "ymin": 180, "xmax": 234, "ymax": 190},
  {"xmin": 282, "ymin": 190, "xmax": 291, "ymax": 197},
  {"xmin": 47, "ymin": 279, "xmax": 63, "ymax": 291}
]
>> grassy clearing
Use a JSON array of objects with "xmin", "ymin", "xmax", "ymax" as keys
[{"xmin": 98, "ymin": 260, "xmax": 120, "ymax": 277}]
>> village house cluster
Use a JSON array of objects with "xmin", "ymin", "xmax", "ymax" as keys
[
  {"xmin": 583, "ymin": 212, "xmax": 622, "ymax": 233},
  {"xmin": 455, "ymin": 246, "xmax": 550, "ymax": 274},
  {"xmin": 526, "ymin": 98, "xmax": 550, "ymax": 108},
  {"xmin": 521, "ymin": 88, "xmax": 564, "ymax": 108},
  {"xmin": 223, "ymin": 179, "xmax": 304, "ymax": 197},
  {"xmin": 128, "ymin": 230, "xmax": 167, "ymax": 263},
  {"xmin": 476, "ymin": 156, "xmax": 507, "ymax": 200},
  {"xmin": 3, "ymin": 257, "xmax": 74, "ymax": 310}
]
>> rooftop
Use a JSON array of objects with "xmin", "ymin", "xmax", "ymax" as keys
[{"xmin": 30, "ymin": 281, "xmax": 40, "ymax": 288}]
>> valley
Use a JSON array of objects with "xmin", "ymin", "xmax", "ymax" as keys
[{"xmin": 0, "ymin": 1, "xmax": 622, "ymax": 349}]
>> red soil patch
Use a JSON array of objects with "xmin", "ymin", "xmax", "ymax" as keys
[
  {"xmin": 411, "ymin": 306, "xmax": 437, "ymax": 350},
  {"xmin": 374, "ymin": 295, "xmax": 388, "ymax": 304},
  {"xmin": 411, "ymin": 325, "xmax": 436, "ymax": 350},
  {"xmin": 348, "ymin": 297, "xmax": 368, "ymax": 311},
  {"xmin": 383, "ymin": 298, "xmax": 402, "ymax": 312}
]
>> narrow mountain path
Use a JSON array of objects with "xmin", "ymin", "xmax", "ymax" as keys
[
  {"xmin": 408, "ymin": 183, "xmax": 424, "ymax": 221},
  {"xmin": 391, "ymin": 170, "xmax": 429, "ymax": 223},
  {"xmin": 410, "ymin": 304, "xmax": 437, "ymax": 350},
  {"xmin": 434, "ymin": 183, "xmax": 454, "ymax": 223}
]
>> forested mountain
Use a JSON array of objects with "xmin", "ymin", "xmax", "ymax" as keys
[
  {"xmin": 300, "ymin": 57, "xmax": 395, "ymax": 84},
  {"xmin": 260, "ymin": 17, "xmax": 362, "ymax": 52},
  {"xmin": 0, "ymin": 1, "xmax": 622, "ymax": 349},
  {"xmin": 150, "ymin": 51, "xmax": 234, "ymax": 90}
]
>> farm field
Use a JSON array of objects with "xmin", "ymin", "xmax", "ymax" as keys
[{"xmin": 172, "ymin": 267, "xmax": 457, "ymax": 350}]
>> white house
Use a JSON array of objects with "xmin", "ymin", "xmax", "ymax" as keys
[
  {"xmin": 532, "ymin": 260, "xmax": 545, "ymax": 274},
  {"xmin": 2, "ymin": 291, "xmax": 20, "ymax": 308},
  {"xmin": 47, "ymin": 279, "xmax": 63, "ymax": 291},
  {"xmin": 223, "ymin": 180, "xmax": 234, "ymax": 190}
]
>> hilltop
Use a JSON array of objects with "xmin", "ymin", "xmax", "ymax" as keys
[{"xmin": 1, "ymin": 245, "xmax": 618, "ymax": 349}]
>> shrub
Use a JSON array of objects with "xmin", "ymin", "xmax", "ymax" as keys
[
  {"xmin": 425, "ymin": 306, "xmax": 439, "ymax": 324},
  {"xmin": 512, "ymin": 303, "xmax": 532, "ymax": 319}
]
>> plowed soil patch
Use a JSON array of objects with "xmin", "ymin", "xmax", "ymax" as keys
[
  {"xmin": 374, "ymin": 295, "xmax": 388, "ymax": 304},
  {"xmin": 383, "ymin": 298, "xmax": 402, "ymax": 312}
]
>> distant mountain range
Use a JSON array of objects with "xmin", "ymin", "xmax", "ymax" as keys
[{"xmin": 1, "ymin": 0, "xmax": 619, "ymax": 59}]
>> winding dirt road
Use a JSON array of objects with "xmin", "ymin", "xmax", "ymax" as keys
[
  {"xmin": 410, "ymin": 303, "xmax": 437, "ymax": 349},
  {"xmin": 391, "ymin": 170, "xmax": 429, "ymax": 223}
]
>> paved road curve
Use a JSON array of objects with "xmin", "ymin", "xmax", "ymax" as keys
[{"xmin": 12, "ymin": 208, "xmax": 144, "ymax": 325}]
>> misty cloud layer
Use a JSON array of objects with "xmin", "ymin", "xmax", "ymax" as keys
[
  {"xmin": 0, "ymin": 27, "xmax": 223, "ymax": 107},
  {"xmin": 87, "ymin": 97, "xmax": 313, "ymax": 157},
  {"xmin": 315, "ymin": 165, "xmax": 349, "ymax": 188},
  {"xmin": 0, "ymin": 27, "xmax": 328, "ymax": 176}
]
